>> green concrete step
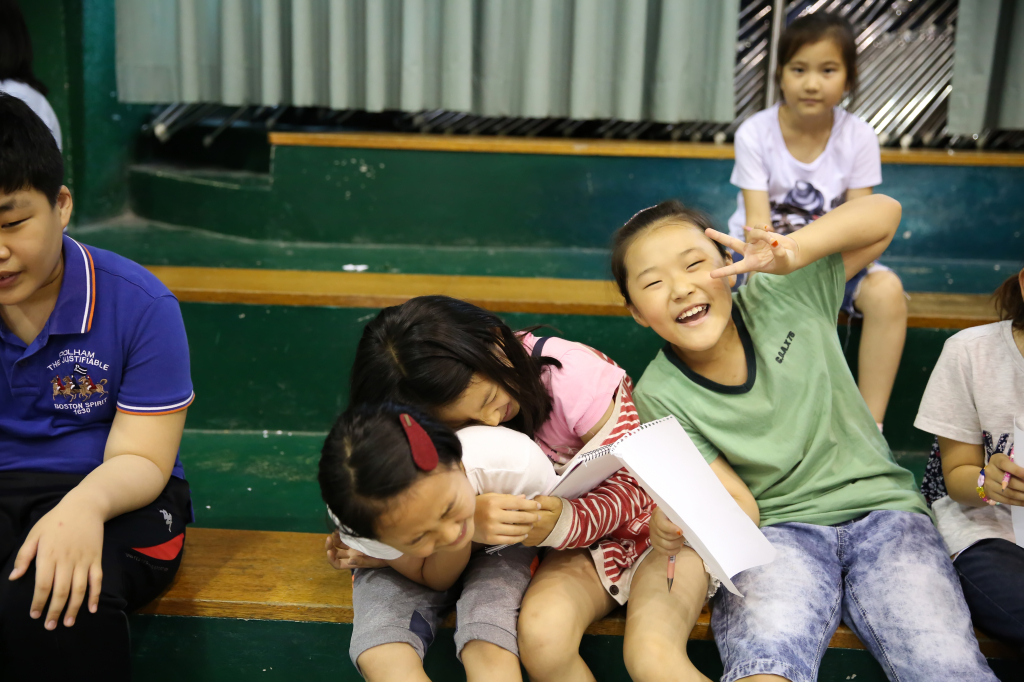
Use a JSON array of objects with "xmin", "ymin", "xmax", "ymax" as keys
[
  {"xmin": 157, "ymin": 437, "xmax": 1018, "ymax": 682},
  {"xmin": 125, "ymin": 145, "xmax": 1024, "ymax": 258},
  {"xmin": 169, "ymin": 298, "xmax": 955, "ymax": 451},
  {"xmin": 76, "ymin": 220, "xmax": 1015, "ymax": 293},
  {"xmin": 132, "ymin": 614, "xmax": 968, "ymax": 682},
  {"xmin": 176, "ymin": 430, "xmax": 931, "ymax": 535}
]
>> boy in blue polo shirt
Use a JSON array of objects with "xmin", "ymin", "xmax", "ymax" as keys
[{"xmin": 0, "ymin": 94, "xmax": 194, "ymax": 678}]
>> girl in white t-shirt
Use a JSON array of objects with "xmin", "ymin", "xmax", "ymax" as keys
[
  {"xmin": 0, "ymin": 1, "xmax": 62, "ymax": 149},
  {"xmin": 728, "ymin": 13, "xmax": 906, "ymax": 429},
  {"xmin": 320, "ymin": 403, "xmax": 554, "ymax": 682},
  {"xmin": 915, "ymin": 268, "xmax": 1024, "ymax": 653}
]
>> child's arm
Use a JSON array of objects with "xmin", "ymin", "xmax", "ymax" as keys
[
  {"xmin": 939, "ymin": 437, "xmax": 1024, "ymax": 508},
  {"xmin": 709, "ymin": 194, "xmax": 901, "ymax": 283},
  {"xmin": 523, "ymin": 468, "xmax": 653, "ymax": 548},
  {"xmin": 9, "ymin": 410, "xmax": 186, "ymax": 630},
  {"xmin": 650, "ymin": 455, "xmax": 759, "ymax": 556},
  {"xmin": 325, "ymin": 531, "xmax": 390, "ymax": 571},
  {"xmin": 386, "ymin": 543, "xmax": 472, "ymax": 592},
  {"xmin": 742, "ymin": 189, "xmax": 774, "ymax": 240},
  {"xmin": 473, "ymin": 494, "xmax": 541, "ymax": 545}
]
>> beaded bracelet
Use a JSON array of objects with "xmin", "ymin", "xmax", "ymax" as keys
[{"xmin": 977, "ymin": 467, "xmax": 1000, "ymax": 506}]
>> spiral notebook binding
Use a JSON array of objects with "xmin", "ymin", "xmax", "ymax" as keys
[{"xmin": 575, "ymin": 416, "xmax": 671, "ymax": 465}]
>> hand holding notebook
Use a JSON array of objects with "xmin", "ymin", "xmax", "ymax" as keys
[
  {"xmin": 487, "ymin": 415, "xmax": 775, "ymax": 594},
  {"xmin": 609, "ymin": 416, "xmax": 776, "ymax": 596}
]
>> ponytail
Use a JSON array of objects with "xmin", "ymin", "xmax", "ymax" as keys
[{"xmin": 994, "ymin": 270, "xmax": 1024, "ymax": 331}]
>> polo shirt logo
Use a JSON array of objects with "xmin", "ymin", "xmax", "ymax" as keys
[
  {"xmin": 50, "ymin": 371, "xmax": 109, "ymax": 410},
  {"xmin": 776, "ymin": 331, "xmax": 796, "ymax": 364},
  {"xmin": 48, "ymin": 351, "xmax": 111, "ymax": 414}
]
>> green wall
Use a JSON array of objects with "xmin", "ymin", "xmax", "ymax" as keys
[{"xmin": 22, "ymin": 0, "xmax": 148, "ymax": 223}]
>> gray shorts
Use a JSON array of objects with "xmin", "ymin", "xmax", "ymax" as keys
[{"xmin": 349, "ymin": 544, "xmax": 538, "ymax": 672}]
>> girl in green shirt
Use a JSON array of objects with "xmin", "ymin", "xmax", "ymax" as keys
[{"xmin": 613, "ymin": 195, "xmax": 996, "ymax": 682}]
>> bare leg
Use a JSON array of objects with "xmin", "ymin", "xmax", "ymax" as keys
[
  {"xmin": 518, "ymin": 549, "xmax": 617, "ymax": 682},
  {"xmin": 622, "ymin": 548, "xmax": 711, "ymax": 682},
  {"xmin": 854, "ymin": 270, "xmax": 907, "ymax": 424},
  {"xmin": 462, "ymin": 640, "xmax": 522, "ymax": 682},
  {"xmin": 358, "ymin": 643, "xmax": 432, "ymax": 682}
]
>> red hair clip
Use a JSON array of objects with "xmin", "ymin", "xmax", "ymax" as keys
[{"xmin": 399, "ymin": 413, "xmax": 439, "ymax": 471}]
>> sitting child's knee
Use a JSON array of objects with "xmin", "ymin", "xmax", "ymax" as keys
[
  {"xmin": 623, "ymin": 636, "xmax": 686, "ymax": 680},
  {"xmin": 517, "ymin": 602, "xmax": 577, "ymax": 670},
  {"xmin": 461, "ymin": 639, "xmax": 511, "ymax": 663},
  {"xmin": 858, "ymin": 271, "xmax": 907, "ymax": 314}
]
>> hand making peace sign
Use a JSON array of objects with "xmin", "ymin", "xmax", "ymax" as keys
[{"xmin": 706, "ymin": 226, "xmax": 802, "ymax": 280}]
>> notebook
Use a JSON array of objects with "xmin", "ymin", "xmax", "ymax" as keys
[
  {"xmin": 610, "ymin": 416, "xmax": 776, "ymax": 596},
  {"xmin": 492, "ymin": 415, "xmax": 777, "ymax": 596}
]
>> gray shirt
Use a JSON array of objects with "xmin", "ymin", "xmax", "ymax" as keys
[{"xmin": 915, "ymin": 321, "xmax": 1024, "ymax": 555}]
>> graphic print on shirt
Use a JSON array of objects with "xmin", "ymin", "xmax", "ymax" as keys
[
  {"xmin": 46, "ymin": 349, "xmax": 112, "ymax": 415},
  {"xmin": 775, "ymin": 331, "xmax": 796, "ymax": 364},
  {"xmin": 769, "ymin": 181, "xmax": 848, "ymax": 235}
]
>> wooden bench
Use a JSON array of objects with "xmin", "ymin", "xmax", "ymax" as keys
[
  {"xmin": 147, "ymin": 265, "xmax": 999, "ymax": 330},
  {"xmin": 140, "ymin": 527, "xmax": 1013, "ymax": 659},
  {"xmin": 268, "ymin": 131, "xmax": 1024, "ymax": 168}
]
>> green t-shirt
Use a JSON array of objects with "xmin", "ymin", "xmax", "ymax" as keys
[{"xmin": 633, "ymin": 254, "xmax": 929, "ymax": 527}]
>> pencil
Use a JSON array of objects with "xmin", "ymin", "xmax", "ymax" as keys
[
  {"xmin": 1003, "ymin": 452, "xmax": 1015, "ymax": 491},
  {"xmin": 667, "ymin": 555, "xmax": 676, "ymax": 592}
]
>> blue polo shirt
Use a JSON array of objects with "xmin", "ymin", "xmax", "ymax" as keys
[{"xmin": 0, "ymin": 235, "xmax": 194, "ymax": 478}]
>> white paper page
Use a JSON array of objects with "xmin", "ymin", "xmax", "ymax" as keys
[
  {"xmin": 613, "ymin": 417, "xmax": 776, "ymax": 596},
  {"xmin": 1013, "ymin": 416, "xmax": 1024, "ymax": 548},
  {"xmin": 547, "ymin": 450, "xmax": 625, "ymax": 499}
]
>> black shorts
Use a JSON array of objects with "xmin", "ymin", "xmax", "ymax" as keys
[{"xmin": 0, "ymin": 471, "xmax": 191, "ymax": 681}]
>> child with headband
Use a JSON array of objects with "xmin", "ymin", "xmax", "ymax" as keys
[{"xmin": 320, "ymin": 402, "xmax": 559, "ymax": 682}]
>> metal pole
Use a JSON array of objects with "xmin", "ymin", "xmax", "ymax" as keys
[{"xmin": 764, "ymin": 0, "xmax": 786, "ymax": 108}]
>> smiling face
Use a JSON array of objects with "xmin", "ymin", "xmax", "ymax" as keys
[
  {"xmin": 0, "ymin": 186, "xmax": 72, "ymax": 307},
  {"xmin": 624, "ymin": 221, "xmax": 736, "ymax": 356},
  {"xmin": 374, "ymin": 464, "xmax": 477, "ymax": 558},
  {"xmin": 778, "ymin": 38, "xmax": 849, "ymax": 117},
  {"xmin": 435, "ymin": 373, "xmax": 520, "ymax": 429}
]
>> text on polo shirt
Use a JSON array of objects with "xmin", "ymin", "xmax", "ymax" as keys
[{"xmin": 47, "ymin": 349, "xmax": 111, "ymax": 373}]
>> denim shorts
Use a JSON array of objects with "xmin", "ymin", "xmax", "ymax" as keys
[
  {"xmin": 711, "ymin": 510, "xmax": 997, "ymax": 682},
  {"xmin": 349, "ymin": 545, "xmax": 537, "ymax": 673}
]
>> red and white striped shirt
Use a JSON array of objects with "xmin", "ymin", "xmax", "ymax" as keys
[{"xmin": 529, "ymin": 339, "xmax": 654, "ymax": 603}]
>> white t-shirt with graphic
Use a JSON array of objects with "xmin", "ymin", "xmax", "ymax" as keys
[
  {"xmin": 915, "ymin": 321, "xmax": 1024, "ymax": 556},
  {"xmin": 0, "ymin": 79, "xmax": 62, "ymax": 151},
  {"xmin": 336, "ymin": 425, "xmax": 558, "ymax": 560},
  {"xmin": 727, "ymin": 104, "xmax": 881, "ymax": 241}
]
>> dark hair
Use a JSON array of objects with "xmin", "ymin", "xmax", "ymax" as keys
[
  {"xmin": 776, "ymin": 12, "xmax": 858, "ymax": 100},
  {"xmin": 0, "ymin": 93, "xmax": 63, "ymax": 205},
  {"xmin": 611, "ymin": 200, "xmax": 728, "ymax": 305},
  {"xmin": 350, "ymin": 296, "xmax": 561, "ymax": 438},
  {"xmin": 319, "ymin": 402, "xmax": 463, "ymax": 540},
  {"xmin": 0, "ymin": 0, "xmax": 48, "ymax": 95},
  {"xmin": 994, "ymin": 270, "xmax": 1024, "ymax": 332}
]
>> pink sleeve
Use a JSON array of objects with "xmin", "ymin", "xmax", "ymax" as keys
[{"xmin": 549, "ymin": 348, "xmax": 626, "ymax": 438}]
